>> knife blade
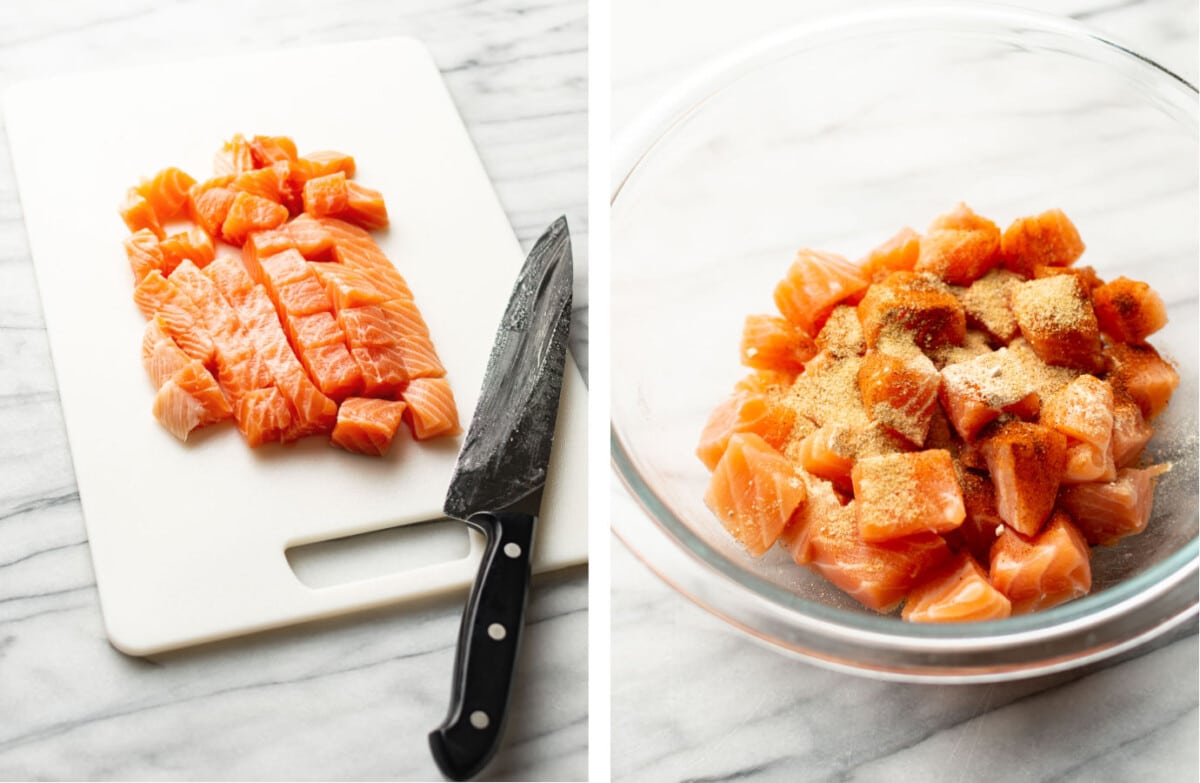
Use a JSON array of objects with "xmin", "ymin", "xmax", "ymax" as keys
[{"xmin": 428, "ymin": 216, "xmax": 573, "ymax": 782}]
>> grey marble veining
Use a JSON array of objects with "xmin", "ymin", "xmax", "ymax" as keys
[
  {"xmin": 0, "ymin": 1, "xmax": 586, "ymax": 781},
  {"xmin": 611, "ymin": 1, "xmax": 1198, "ymax": 781}
]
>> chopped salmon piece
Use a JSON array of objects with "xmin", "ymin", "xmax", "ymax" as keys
[
  {"xmin": 938, "ymin": 348, "xmax": 1040, "ymax": 441},
  {"xmin": 809, "ymin": 503, "xmax": 952, "ymax": 613},
  {"xmin": 1104, "ymin": 342, "xmax": 1179, "ymax": 421},
  {"xmin": 119, "ymin": 188, "xmax": 164, "ymax": 239},
  {"xmin": 1010, "ymin": 275, "xmax": 1102, "ymax": 371},
  {"xmin": 232, "ymin": 387, "xmax": 293, "ymax": 446},
  {"xmin": 152, "ymin": 359, "xmax": 232, "ymax": 441},
  {"xmin": 1112, "ymin": 395, "xmax": 1153, "ymax": 468},
  {"xmin": 960, "ymin": 269, "xmax": 1020, "ymax": 343},
  {"xmin": 286, "ymin": 312, "xmax": 363, "ymax": 401},
  {"xmin": 136, "ymin": 167, "xmax": 196, "ymax": 222},
  {"xmin": 696, "ymin": 390, "xmax": 798, "ymax": 471},
  {"xmin": 309, "ymin": 263, "xmax": 390, "ymax": 309},
  {"xmin": 859, "ymin": 227, "xmax": 920, "ymax": 281},
  {"xmin": 989, "ymin": 511, "xmax": 1091, "ymax": 614},
  {"xmin": 187, "ymin": 176, "xmax": 238, "ymax": 239},
  {"xmin": 214, "ymin": 134, "xmax": 255, "ymax": 177},
  {"xmin": 331, "ymin": 398, "xmax": 408, "ymax": 456},
  {"xmin": 1093, "ymin": 277, "xmax": 1168, "ymax": 345},
  {"xmin": 773, "ymin": 249, "xmax": 870, "ymax": 336},
  {"xmin": 303, "ymin": 172, "xmax": 350, "ymax": 217},
  {"xmin": 857, "ymin": 271, "xmax": 965, "ymax": 350},
  {"xmin": 248, "ymin": 135, "xmax": 298, "ymax": 167},
  {"xmin": 852, "ymin": 449, "xmax": 965, "ymax": 542},
  {"xmin": 1040, "ymin": 375, "xmax": 1116, "ymax": 484},
  {"xmin": 132, "ymin": 270, "xmax": 216, "ymax": 366},
  {"xmin": 158, "ymin": 227, "xmax": 215, "ymax": 275},
  {"xmin": 124, "ymin": 229, "xmax": 165, "ymax": 282},
  {"xmin": 291, "ymin": 150, "xmax": 357, "ymax": 185},
  {"xmin": 778, "ymin": 470, "xmax": 842, "ymax": 566},
  {"xmin": 740, "ymin": 314, "xmax": 817, "ymax": 374},
  {"xmin": 980, "ymin": 421, "xmax": 1068, "ymax": 536},
  {"xmin": 902, "ymin": 553, "xmax": 1012, "ymax": 623},
  {"xmin": 1032, "ymin": 264, "xmax": 1103, "ymax": 289},
  {"xmin": 1000, "ymin": 208, "xmax": 1085, "ymax": 277},
  {"xmin": 915, "ymin": 204, "xmax": 1001, "ymax": 285},
  {"xmin": 858, "ymin": 349, "xmax": 940, "ymax": 446},
  {"xmin": 340, "ymin": 182, "xmax": 389, "ymax": 230},
  {"xmin": 221, "ymin": 192, "xmax": 289, "ymax": 246},
  {"xmin": 1058, "ymin": 465, "xmax": 1170, "ymax": 546},
  {"xmin": 231, "ymin": 162, "xmax": 294, "ymax": 208},
  {"xmin": 401, "ymin": 377, "xmax": 462, "ymax": 440},
  {"xmin": 814, "ymin": 305, "xmax": 866, "ymax": 357},
  {"xmin": 704, "ymin": 433, "xmax": 807, "ymax": 557},
  {"xmin": 796, "ymin": 423, "xmax": 855, "ymax": 489},
  {"xmin": 141, "ymin": 316, "xmax": 192, "ymax": 389}
]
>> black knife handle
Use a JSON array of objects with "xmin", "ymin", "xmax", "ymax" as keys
[{"xmin": 429, "ymin": 511, "xmax": 536, "ymax": 781}]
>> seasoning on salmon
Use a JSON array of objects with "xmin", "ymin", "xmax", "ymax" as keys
[
  {"xmin": 989, "ymin": 512, "xmax": 1091, "ymax": 614},
  {"xmin": 697, "ymin": 204, "xmax": 1176, "ymax": 621},
  {"xmin": 902, "ymin": 553, "xmax": 1012, "ymax": 623}
]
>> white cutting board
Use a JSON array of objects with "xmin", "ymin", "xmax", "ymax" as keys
[{"xmin": 4, "ymin": 37, "xmax": 587, "ymax": 656}]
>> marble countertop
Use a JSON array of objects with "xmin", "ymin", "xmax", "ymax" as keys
[
  {"xmin": 0, "ymin": 1, "xmax": 586, "ymax": 781},
  {"xmin": 611, "ymin": 0, "xmax": 1198, "ymax": 781}
]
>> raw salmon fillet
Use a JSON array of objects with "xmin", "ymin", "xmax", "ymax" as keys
[
  {"xmin": 152, "ymin": 359, "xmax": 232, "ymax": 441},
  {"xmin": 142, "ymin": 316, "xmax": 192, "ymax": 388},
  {"xmin": 331, "ymin": 398, "xmax": 408, "ymax": 456},
  {"xmin": 741, "ymin": 314, "xmax": 817, "ymax": 374},
  {"xmin": 1058, "ymin": 465, "xmax": 1170, "ymax": 546},
  {"xmin": 989, "ymin": 512, "xmax": 1091, "ymax": 614},
  {"xmin": 133, "ymin": 270, "xmax": 216, "ymax": 365},
  {"xmin": 705, "ymin": 432, "xmax": 806, "ymax": 557},
  {"xmin": 137, "ymin": 167, "xmax": 197, "ymax": 223},
  {"xmin": 774, "ymin": 249, "xmax": 869, "ymax": 336},
  {"xmin": 902, "ymin": 553, "xmax": 1012, "ymax": 623},
  {"xmin": 696, "ymin": 390, "xmax": 797, "ymax": 471},
  {"xmin": 124, "ymin": 229, "xmax": 165, "ymax": 282}
]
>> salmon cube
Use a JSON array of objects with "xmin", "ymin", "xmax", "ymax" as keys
[
  {"xmin": 352, "ymin": 343, "xmax": 409, "ymax": 397},
  {"xmin": 221, "ymin": 191, "xmax": 289, "ymax": 246},
  {"xmin": 304, "ymin": 343, "xmax": 364, "ymax": 400},
  {"xmin": 396, "ymin": 333, "xmax": 447, "ymax": 380},
  {"xmin": 1092, "ymin": 277, "xmax": 1168, "ymax": 344},
  {"xmin": 289, "ymin": 312, "xmax": 345, "ymax": 350},
  {"xmin": 1058, "ymin": 465, "xmax": 1170, "ymax": 546},
  {"xmin": 809, "ymin": 503, "xmax": 952, "ymax": 612},
  {"xmin": 277, "ymin": 277, "xmax": 333, "ymax": 317},
  {"xmin": 857, "ymin": 272, "xmax": 966, "ymax": 350},
  {"xmin": 261, "ymin": 249, "xmax": 310, "ymax": 288},
  {"xmin": 152, "ymin": 360, "xmax": 232, "ymax": 441},
  {"xmin": 303, "ymin": 172, "xmax": 350, "ymax": 218},
  {"xmin": 331, "ymin": 398, "xmax": 408, "ymax": 457},
  {"xmin": 1010, "ymin": 275, "xmax": 1102, "ymax": 371},
  {"xmin": 858, "ymin": 349, "xmax": 940, "ymax": 446},
  {"xmin": 740, "ymin": 314, "xmax": 818, "ymax": 374},
  {"xmin": 705, "ymin": 432, "xmax": 807, "ymax": 557},
  {"xmin": 124, "ymin": 229, "xmax": 165, "ymax": 282},
  {"xmin": 249, "ymin": 135, "xmax": 298, "ymax": 167},
  {"xmin": 778, "ymin": 470, "xmax": 843, "ymax": 566},
  {"xmin": 214, "ymin": 134, "xmax": 255, "ymax": 177},
  {"xmin": 158, "ymin": 227, "xmax": 215, "ymax": 275},
  {"xmin": 1104, "ymin": 342, "xmax": 1179, "ymax": 421},
  {"xmin": 1000, "ymin": 209, "xmax": 1086, "ymax": 278},
  {"xmin": 292, "ymin": 150, "xmax": 357, "ymax": 185},
  {"xmin": 938, "ymin": 348, "xmax": 1040, "ymax": 441},
  {"xmin": 695, "ymin": 391, "xmax": 798, "ymax": 471},
  {"xmin": 401, "ymin": 377, "xmax": 461, "ymax": 440},
  {"xmin": 795, "ymin": 423, "xmax": 855, "ymax": 490},
  {"xmin": 859, "ymin": 227, "xmax": 920, "ymax": 281},
  {"xmin": 1040, "ymin": 374, "xmax": 1117, "ymax": 485},
  {"xmin": 852, "ymin": 449, "xmax": 965, "ymax": 542},
  {"xmin": 773, "ymin": 249, "xmax": 870, "ymax": 336},
  {"xmin": 188, "ymin": 176, "xmax": 237, "ymax": 238},
  {"xmin": 342, "ymin": 182, "xmax": 389, "ymax": 230},
  {"xmin": 915, "ymin": 228, "xmax": 1000, "ymax": 286},
  {"xmin": 232, "ymin": 387, "xmax": 292, "ymax": 446},
  {"xmin": 980, "ymin": 421, "xmax": 1068, "ymax": 536},
  {"xmin": 943, "ymin": 470, "xmax": 1006, "ymax": 564},
  {"xmin": 902, "ymin": 553, "xmax": 1012, "ymax": 623},
  {"xmin": 136, "ymin": 166, "xmax": 196, "ymax": 222},
  {"xmin": 231, "ymin": 162, "xmax": 297, "ymax": 213},
  {"xmin": 119, "ymin": 188, "xmax": 164, "ymax": 239},
  {"xmin": 989, "ymin": 511, "xmax": 1092, "ymax": 614},
  {"xmin": 960, "ymin": 269, "xmax": 1021, "ymax": 343},
  {"xmin": 1112, "ymin": 395, "xmax": 1153, "ymax": 468}
]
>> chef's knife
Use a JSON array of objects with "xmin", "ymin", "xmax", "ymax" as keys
[{"xmin": 428, "ymin": 217, "xmax": 573, "ymax": 782}]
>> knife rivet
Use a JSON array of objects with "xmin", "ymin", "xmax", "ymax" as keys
[
  {"xmin": 487, "ymin": 623, "xmax": 507, "ymax": 641},
  {"xmin": 470, "ymin": 710, "xmax": 490, "ymax": 730},
  {"xmin": 504, "ymin": 542, "xmax": 522, "ymax": 559}
]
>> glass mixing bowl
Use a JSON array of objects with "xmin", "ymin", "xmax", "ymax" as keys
[{"xmin": 611, "ymin": 4, "xmax": 1198, "ymax": 681}]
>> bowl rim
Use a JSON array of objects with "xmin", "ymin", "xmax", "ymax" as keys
[{"xmin": 610, "ymin": 1, "xmax": 1200, "ymax": 670}]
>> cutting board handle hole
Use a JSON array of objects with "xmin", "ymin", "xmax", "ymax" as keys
[{"xmin": 285, "ymin": 520, "xmax": 472, "ymax": 589}]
